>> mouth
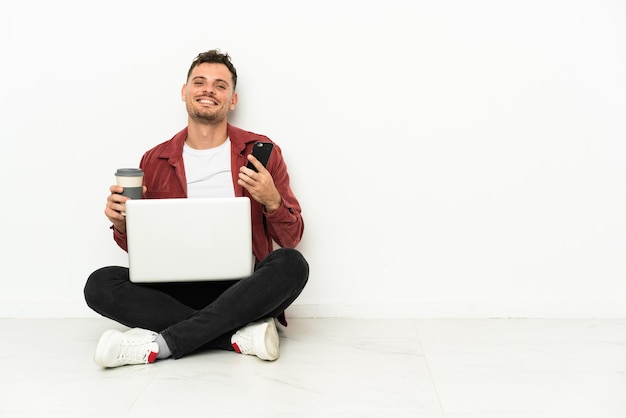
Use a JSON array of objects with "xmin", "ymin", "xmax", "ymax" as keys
[{"xmin": 197, "ymin": 96, "xmax": 218, "ymax": 106}]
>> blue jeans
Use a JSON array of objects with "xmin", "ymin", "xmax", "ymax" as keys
[{"xmin": 84, "ymin": 248, "xmax": 309, "ymax": 359}]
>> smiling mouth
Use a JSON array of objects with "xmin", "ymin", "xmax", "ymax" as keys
[{"xmin": 197, "ymin": 97, "xmax": 218, "ymax": 106}]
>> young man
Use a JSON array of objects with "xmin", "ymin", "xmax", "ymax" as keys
[{"xmin": 84, "ymin": 50, "xmax": 308, "ymax": 368}]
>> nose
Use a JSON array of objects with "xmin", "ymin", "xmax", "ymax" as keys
[{"xmin": 202, "ymin": 84, "xmax": 216, "ymax": 96}]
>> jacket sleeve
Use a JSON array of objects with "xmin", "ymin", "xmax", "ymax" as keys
[
  {"xmin": 264, "ymin": 144, "xmax": 304, "ymax": 248},
  {"xmin": 112, "ymin": 226, "xmax": 129, "ymax": 252}
]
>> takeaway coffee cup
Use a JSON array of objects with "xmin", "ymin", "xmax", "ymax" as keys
[{"xmin": 115, "ymin": 168, "xmax": 144, "ymax": 199}]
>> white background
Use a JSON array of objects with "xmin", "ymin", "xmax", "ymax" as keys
[{"xmin": 1, "ymin": 0, "xmax": 625, "ymax": 318}]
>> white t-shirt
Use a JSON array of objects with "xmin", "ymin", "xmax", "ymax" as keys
[{"xmin": 183, "ymin": 139, "xmax": 235, "ymax": 198}]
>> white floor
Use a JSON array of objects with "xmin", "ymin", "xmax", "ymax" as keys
[{"xmin": 1, "ymin": 318, "xmax": 625, "ymax": 417}]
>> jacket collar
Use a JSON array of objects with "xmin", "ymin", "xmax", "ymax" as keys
[{"xmin": 157, "ymin": 124, "xmax": 255, "ymax": 160}]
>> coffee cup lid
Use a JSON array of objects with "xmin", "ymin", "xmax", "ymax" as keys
[{"xmin": 115, "ymin": 168, "xmax": 143, "ymax": 177}]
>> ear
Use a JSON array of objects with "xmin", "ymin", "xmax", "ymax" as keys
[
  {"xmin": 181, "ymin": 84, "xmax": 187, "ymax": 102},
  {"xmin": 230, "ymin": 92, "xmax": 238, "ymax": 110}
]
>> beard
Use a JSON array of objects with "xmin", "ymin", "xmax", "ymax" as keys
[{"xmin": 186, "ymin": 102, "xmax": 226, "ymax": 125}]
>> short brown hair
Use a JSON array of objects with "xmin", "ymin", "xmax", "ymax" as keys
[{"xmin": 186, "ymin": 49, "xmax": 238, "ymax": 90}]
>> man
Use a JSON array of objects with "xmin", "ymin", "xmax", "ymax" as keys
[{"xmin": 84, "ymin": 49, "xmax": 308, "ymax": 368}]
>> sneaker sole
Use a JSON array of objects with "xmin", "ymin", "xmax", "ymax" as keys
[
  {"xmin": 94, "ymin": 329, "xmax": 119, "ymax": 367},
  {"xmin": 255, "ymin": 319, "xmax": 279, "ymax": 361}
]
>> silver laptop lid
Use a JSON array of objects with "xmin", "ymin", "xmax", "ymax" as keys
[{"xmin": 125, "ymin": 197, "xmax": 254, "ymax": 282}]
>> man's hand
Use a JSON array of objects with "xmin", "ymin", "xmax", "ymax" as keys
[
  {"xmin": 104, "ymin": 185, "xmax": 147, "ymax": 233},
  {"xmin": 238, "ymin": 154, "xmax": 282, "ymax": 213}
]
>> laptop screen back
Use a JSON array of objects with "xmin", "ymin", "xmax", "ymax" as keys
[{"xmin": 125, "ymin": 197, "xmax": 254, "ymax": 282}]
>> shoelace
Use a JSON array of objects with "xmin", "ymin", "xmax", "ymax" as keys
[
  {"xmin": 118, "ymin": 336, "xmax": 155, "ymax": 362},
  {"xmin": 234, "ymin": 332, "xmax": 255, "ymax": 354}
]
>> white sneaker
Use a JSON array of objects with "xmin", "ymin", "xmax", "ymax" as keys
[
  {"xmin": 231, "ymin": 318, "xmax": 280, "ymax": 361},
  {"xmin": 94, "ymin": 328, "xmax": 159, "ymax": 368}
]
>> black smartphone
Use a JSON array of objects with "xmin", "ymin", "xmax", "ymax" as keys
[{"xmin": 246, "ymin": 141, "xmax": 274, "ymax": 172}]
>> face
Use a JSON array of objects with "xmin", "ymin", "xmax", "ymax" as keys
[{"xmin": 181, "ymin": 62, "xmax": 238, "ymax": 125}]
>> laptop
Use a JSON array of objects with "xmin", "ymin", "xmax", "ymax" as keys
[{"xmin": 124, "ymin": 197, "xmax": 255, "ymax": 283}]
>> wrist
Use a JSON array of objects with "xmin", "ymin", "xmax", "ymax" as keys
[{"xmin": 264, "ymin": 197, "xmax": 282, "ymax": 214}]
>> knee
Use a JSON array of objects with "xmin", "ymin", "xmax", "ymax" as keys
[
  {"xmin": 273, "ymin": 248, "xmax": 309, "ymax": 290},
  {"xmin": 83, "ymin": 266, "xmax": 124, "ymax": 309}
]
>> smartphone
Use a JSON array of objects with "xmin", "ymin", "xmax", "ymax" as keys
[{"xmin": 246, "ymin": 141, "xmax": 274, "ymax": 172}]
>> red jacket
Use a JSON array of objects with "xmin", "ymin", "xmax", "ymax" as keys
[{"xmin": 113, "ymin": 124, "xmax": 304, "ymax": 263}]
